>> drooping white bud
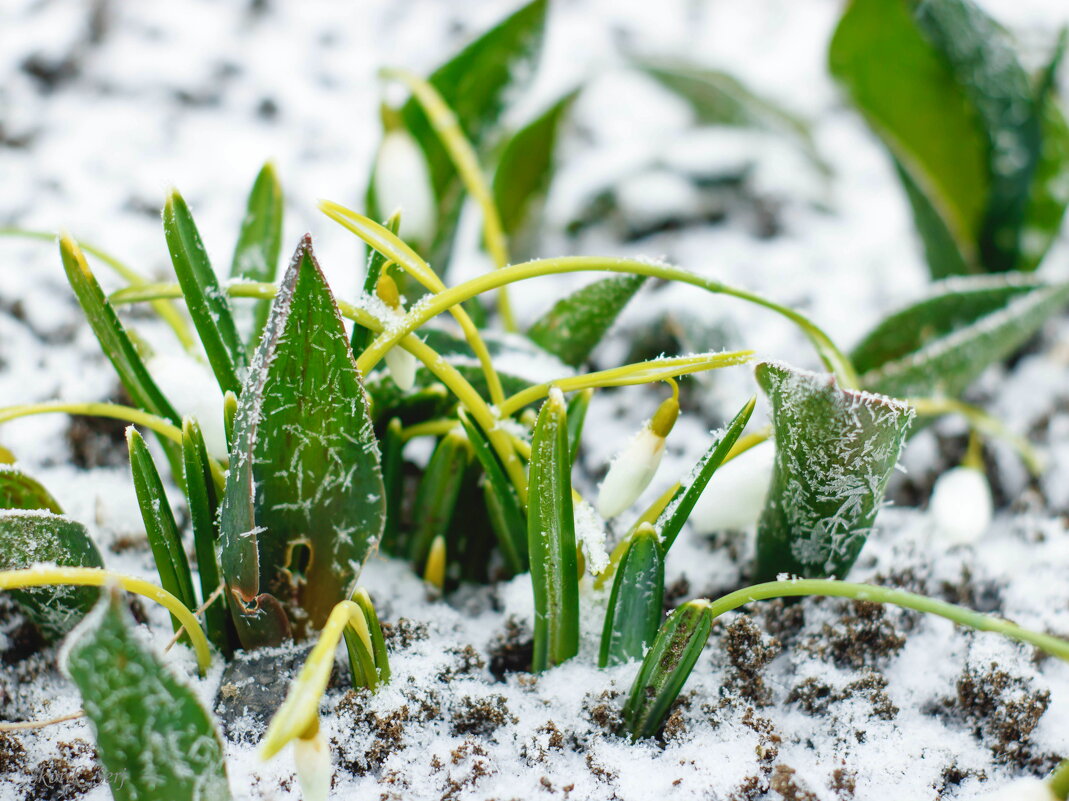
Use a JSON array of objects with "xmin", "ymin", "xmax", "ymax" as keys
[
  {"xmin": 978, "ymin": 778, "xmax": 1058, "ymax": 801},
  {"xmin": 293, "ymin": 729, "xmax": 332, "ymax": 801},
  {"xmin": 929, "ymin": 465, "xmax": 993, "ymax": 546},
  {"xmin": 384, "ymin": 345, "xmax": 417, "ymax": 392},
  {"xmin": 689, "ymin": 440, "xmax": 775, "ymax": 534},
  {"xmin": 598, "ymin": 428, "xmax": 667, "ymax": 519},
  {"xmin": 373, "ymin": 109, "xmax": 435, "ymax": 247},
  {"xmin": 147, "ymin": 352, "xmax": 228, "ymax": 460}
]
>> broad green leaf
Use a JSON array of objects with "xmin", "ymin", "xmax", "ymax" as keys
[
  {"xmin": 754, "ymin": 362, "xmax": 914, "ymax": 582},
  {"xmin": 527, "ymin": 275, "xmax": 646, "ymax": 367},
  {"xmin": 851, "ymin": 275, "xmax": 1069, "ymax": 398},
  {"xmin": 59, "ymin": 235, "xmax": 180, "ymax": 425},
  {"xmin": 127, "ymin": 428, "xmax": 198, "ymax": 634},
  {"xmin": 367, "ymin": 0, "xmax": 548, "ymax": 270},
  {"xmin": 492, "ymin": 90, "xmax": 578, "ymax": 250},
  {"xmin": 656, "ymin": 395, "xmax": 755, "ymax": 553},
  {"xmin": 642, "ymin": 62, "xmax": 830, "ymax": 177},
  {"xmin": 351, "ymin": 212, "xmax": 401, "ymax": 356},
  {"xmin": 0, "ymin": 510, "xmax": 104, "ymax": 639},
  {"xmin": 894, "ymin": 157, "xmax": 973, "ymax": 278},
  {"xmin": 599, "ymin": 523, "xmax": 664, "ymax": 668},
  {"xmin": 165, "ymin": 190, "xmax": 247, "ymax": 395},
  {"xmin": 528, "ymin": 389, "xmax": 579, "ymax": 672},
  {"xmin": 63, "ymin": 587, "xmax": 231, "ymax": 801},
  {"xmin": 830, "ymin": 0, "xmax": 989, "ymax": 269},
  {"xmin": 220, "ymin": 236, "xmax": 385, "ymax": 649},
  {"xmin": 0, "ymin": 465, "xmax": 62, "ymax": 513},
  {"xmin": 407, "ymin": 429, "xmax": 469, "ymax": 566},
  {"xmin": 623, "ymin": 599, "xmax": 712, "ymax": 740},
  {"xmin": 230, "ymin": 162, "xmax": 284, "ymax": 348}
]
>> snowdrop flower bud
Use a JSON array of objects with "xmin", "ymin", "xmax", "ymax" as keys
[
  {"xmin": 146, "ymin": 352, "xmax": 228, "ymax": 460},
  {"xmin": 373, "ymin": 104, "xmax": 435, "ymax": 247},
  {"xmin": 375, "ymin": 274, "xmax": 417, "ymax": 391},
  {"xmin": 979, "ymin": 778, "xmax": 1057, "ymax": 801},
  {"xmin": 929, "ymin": 465, "xmax": 992, "ymax": 546},
  {"xmin": 597, "ymin": 396, "xmax": 679, "ymax": 519},
  {"xmin": 690, "ymin": 439, "xmax": 775, "ymax": 534},
  {"xmin": 293, "ymin": 729, "xmax": 332, "ymax": 801}
]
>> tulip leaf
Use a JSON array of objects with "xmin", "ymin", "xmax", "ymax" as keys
[
  {"xmin": 0, "ymin": 510, "xmax": 104, "ymax": 639},
  {"xmin": 230, "ymin": 162, "xmax": 284, "ymax": 349},
  {"xmin": 852, "ymin": 276, "xmax": 1069, "ymax": 398},
  {"xmin": 220, "ymin": 236, "xmax": 386, "ymax": 649},
  {"xmin": 63, "ymin": 587, "xmax": 232, "ymax": 801},
  {"xmin": 0, "ymin": 465, "xmax": 62, "ymax": 513},
  {"xmin": 754, "ymin": 362, "xmax": 914, "ymax": 582}
]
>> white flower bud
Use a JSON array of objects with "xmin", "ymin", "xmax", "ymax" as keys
[
  {"xmin": 384, "ymin": 345, "xmax": 417, "ymax": 392},
  {"xmin": 979, "ymin": 778, "xmax": 1057, "ymax": 801},
  {"xmin": 293, "ymin": 730, "xmax": 332, "ymax": 801},
  {"xmin": 373, "ymin": 129, "xmax": 435, "ymax": 247},
  {"xmin": 929, "ymin": 465, "xmax": 992, "ymax": 546},
  {"xmin": 147, "ymin": 352, "xmax": 228, "ymax": 460},
  {"xmin": 597, "ymin": 427, "xmax": 667, "ymax": 519},
  {"xmin": 689, "ymin": 440, "xmax": 774, "ymax": 534}
]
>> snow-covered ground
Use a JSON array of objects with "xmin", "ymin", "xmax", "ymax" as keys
[{"xmin": 3, "ymin": 0, "xmax": 1069, "ymax": 799}]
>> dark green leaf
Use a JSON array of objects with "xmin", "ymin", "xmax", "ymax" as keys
[
  {"xmin": 754, "ymin": 362, "xmax": 914, "ymax": 582},
  {"xmin": 63, "ymin": 587, "xmax": 231, "ymax": 801},
  {"xmin": 566, "ymin": 388, "xmax": 593, "ymax": 467},
  {"xmin": 0, "ymin": 510, "xmax": 104, "ymax": 639},
  {"xmin": 220, "ymin": 236, "xmax": 385, "ymax": 648},
  {"xmin": 528, "ymin": 389, "xmax": 579, "ymax": 672},
  {"xmin": 527, "ymin": 275, "xmax": 646, "ymax": 367},
  {"xmin": 599, "ymin": 523, "xmax": 664, "ymax": 668},
  {"xmin": 380, "ymin": 417, "xmax": 405, "ymax": 554},
  {"xmin": 894, "ymin": 157, "xmax": 974, "ymax": 278},
  {"xmin": 851, "ymin": 276, "xmax": 1069, "ymax": 398},
  {"xmin": 407, "ymin": 429, "xmax": 469, "ymax": 567},
  {"xmin": 164, "ymin": 190, "xmax": 247, "ymax": 395},
  {"xmin": 0, "ymin": 465, "xmax": 62, "ymax": 513},
  {"xmin": 230, "ymin": 162, "xmax": 284, "ymax": 348},
  {"xmin": 623, "ymin": 599, "xmax": 712, "ymax": 740}
]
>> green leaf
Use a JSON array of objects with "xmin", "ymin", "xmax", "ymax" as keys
[
  {"xmin": 379, "ymin": 417, "xmax": 405, "ymax": 554},
  {"xmin": 851, "ymin": 275, "xmax": 1069, "ymax": 398},
  {"xmin": 566, "ymin": 387, "xmax": 593, "ymax": 467},
  {"xmin": 527, "ymin": 275, "xmax": 646, "ymax": 367},
  {"xmin": 527, "ymin": 389, "xmax": 579, "ymax": 672},
  {"xmin": 127, "ymin": 428, "xmax": 198, "ymax": 634},
  {"xmin": 352, "ymin": 212, "xmax": 401, "ymax": 356},
  {"xmin": 63, "ymin": 587, "xmax": 232, "ymax": 801},
  {"xmin": 59, "ymin": 235, "xmax": 180, "ymax": 425},
  {"xmin": 367, "ymin": 0, "xmax": 548, "ymax": 270},
  {"xmin": 623, "ymin": 599, "xmax": 712, "ymax": 740},
  {"xmin": 642, "ymin": 62, "xmax": 830, "ymax": 177},
  {"xmin": 220, "ymin": 236, "xmax": 386, "ymax": 648},
  {"xmin": 407, "ymin": 429, "xmax": 470, "ymax": 567},
  {"xmin": 0, "ymin": 465, "xmax": 62, "ymax": 513},
  {"xmin": 894, "ymin": 157, "xmax": 974, "ymax": 278},
  {"xmin": 754, "ymin": 362, "xmax": 914, "ymax": 582},
  {"xmin": 656, "ymin": 395, "xmax": 756, "ymax": 553},
  {"xmin": 830, "ymin": 0, "xmax": 989, "ymax": 271},
  {"xmin": 599, "ymin": 523, "xmax": 664, "ymax": 668},
  {"xmin": 230, "ymin": 162, "xmax": 284, "ymax": 348},
  {"xmin": 352, "ymin": 587, "xmax": 391, "ymax": 684},
  {"xmin": 164, "ymin": 189, "xmax": 247, "ymax": 395},
  {"xmin": 492, "ymin": 91, "xmax": 578, "ymax": 248},
  {"xmin": 0, "ymin": 510, "xmax": 104, "ymax": 639}
]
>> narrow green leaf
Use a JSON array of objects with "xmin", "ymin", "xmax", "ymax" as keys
[
  {"xmin": 599, "ymin": 523, "xmax": 664, "ymax": 668},
  {"xmin": 408, "ymin": 429, "xmax": 470, "ymax": 567},
  {"xmin": 343, "ymin": 619, "xmax": 379, "ymax": 692},
  {"xmin": 656, "ymin": 395, "xmax": 756, "ymax": 553},
  {"xmin": 851, "ymin": 275, "xmax": 1069, "ymax": 398},
  {"xmin": 63, "ymin": 587, "xmax": 232, "ymax": 801},
  {"xmin": 380, "ymin": 417, "xmax": 405, "ymax": 554},
  {"xmin": 527, "ymin": 275, "xmax": 646, "ymax": 367},
  {"xmin": 528, "ymin": 389, "xmax": 580, "ymax": 672},
  {"xmin": 127, "ymin": 428, "xmax": 197, "ymax": 634},
  {"xmin": 352, "ymin": 212, "xmax": 401, "ymax": 356},
  {"xmin": 230, "ymin": 162, "xmax": 284, "ymax": 348},
  {"xmin": 352, "ymin": 587, "xmax": 391, "ymax": 684},
  {"xmin": 0, "ymin": 510, "xmax": 104, "ymax": 639},
  {"xmin": 566, "ymin": 387, "xmax": 593, "ymax": 467},
  {"xmin": 181, "ymin": 418, "xmax": 233, "ymax": 656},
  {"xmin": 623, "ymin": 599, "xmax": 712, "ymax": 740},
  {"xmin": 164, "ymin": 189, "xmax": 247, "ymax": 395},
  {"xmin": 753, "ymin": 362, "xmax": 914, "ymax": 582},
  {"xmin": 894, "ymin": 157, "xmax": 974, "ymax": 278},
  {"xmin": 220, "ymin": 236, "xmax": 386, "ymax": 648},
  {"xmin": 59, "ymin": 235, "xmax": 180, "ymax": 425},
  {"xmin": 0, "ymin": 465, "xmax": 62, "ymax": 513}
]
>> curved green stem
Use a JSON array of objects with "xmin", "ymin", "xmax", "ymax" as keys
[
  {"xmin": 707, "ymin": 579, "xmax": 1069, "ymax": 661},
  {"xmin": 401, "ymin": 419, "xmax": 458, "ymax": 440},
  {"xmin": 0, "ymin": 228, "xmax": 196, "ymax": 351},
  {"xmin": 0, "ymin": 566, "xmax": 211, "ymax": 673},
  {"xmin": 380, "ymin": 68, "xmax": 517, "ymax": 332}
]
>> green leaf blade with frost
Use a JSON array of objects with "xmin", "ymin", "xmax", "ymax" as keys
[
  {"xmin": 851, "ymin": 275, "xmax": 1069, "ymax": 398},
  {"xmin": 599, "ymin": 524, "xmax": 664, "ymax": 668},
  {"xmin": 230, "ymin": 162, "xmax": 284, "ymax": 348},
  {"xmin": 754, "ymin": 362, "xmax": 914, "ymax": 583},
  {"xmin": 527, "ymin": 275, "xmax": 646, "ymax": 367},
  {"xmin": 0, "ymin": 465, "xmax": 62, "ymax": 513},
  {"xmin": 0, "ymin": 510, "xmax": 104, "ymax": 639},
  {"xmin": 527, "ymin": 389, "xmax": 580, "ymax": 672},
  {"xmin": 63, "ymin": 587, "xmax": 231, "ymax": 801},
  {"xmin": 220, "ymin": 236, "xmax": 385, "ymax": 649},
  {"xmin": 164, "ymin": 190, "xmax": 247, "ymax": 395},
  {"xmin": 408, "ymin": 429, "xmax": 469, "ymax": 567}
]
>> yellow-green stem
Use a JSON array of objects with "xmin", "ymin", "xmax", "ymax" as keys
[
  {"xmin": 0, "ymin": 566, "xmax": 211, "ymax": 673},
  {"xmin": 401, "ymin": 419, "xmax": 458, "ymax": 440}
]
